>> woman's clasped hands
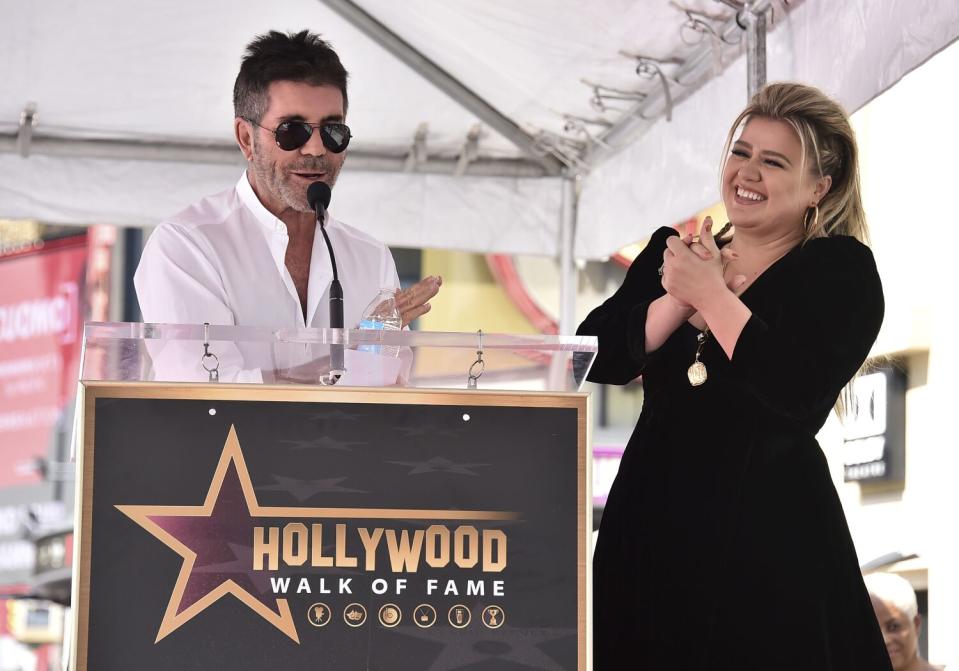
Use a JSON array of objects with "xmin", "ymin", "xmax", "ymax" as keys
[{"xmin": 660, "ymin": 217, "xmax": 747, "ymax": 311}]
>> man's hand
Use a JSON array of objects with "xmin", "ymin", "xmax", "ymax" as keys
[{"xmin": 395, "ymin": 275, "xmax": 442, "ymax": 327}]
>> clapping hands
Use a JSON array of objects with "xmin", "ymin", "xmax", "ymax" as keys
[{"xmin": 660, "ymin": 217, "xmax": 746, "ymax": 310}]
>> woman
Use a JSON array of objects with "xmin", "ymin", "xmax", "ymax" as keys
[
  {"xmin": 580, "ymin": 83, "xmax": 891, "ymax": 669},
  {"xmin": 866, "ymin": 573, "xmax": 944, "ymax": 671}
]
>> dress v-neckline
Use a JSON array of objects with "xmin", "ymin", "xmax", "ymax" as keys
[{"xmin": 683, "ymin": 241, "xmax": 801, "ymax": 332}]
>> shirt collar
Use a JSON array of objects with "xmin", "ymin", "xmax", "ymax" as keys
[
  {"xmin": 235, "ymin": 171, "xmax": 289, "ymax": 236},
  {"xmin": 235, "ymin": 171, "xmax": 338, "ymax": 236}
]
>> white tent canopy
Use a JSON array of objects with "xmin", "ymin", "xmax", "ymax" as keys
[{"xmin": 2, "ymin": 0, "xmax": 958, "ymax": 259}]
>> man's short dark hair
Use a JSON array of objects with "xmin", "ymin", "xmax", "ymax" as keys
[{"xmin": 233, "ymin": 30, "xmax": 349, "ymax": 123}]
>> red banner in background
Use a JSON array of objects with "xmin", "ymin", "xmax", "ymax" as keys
[{"xmin": 0, "ymin": 236, "xmax": 87, "ymax": 488}]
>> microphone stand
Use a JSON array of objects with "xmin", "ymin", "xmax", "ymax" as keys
[{"xmin": 315, "ymin": 208, "xmax": 344, "ymax": 382}]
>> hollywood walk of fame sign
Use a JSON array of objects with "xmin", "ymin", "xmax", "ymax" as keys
[{"xmin": 72, "ymin": 383, "xmax": 589, "ymax": 670}]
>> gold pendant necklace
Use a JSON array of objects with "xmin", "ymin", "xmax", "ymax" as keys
[
  {"xmin": 681, "ymin": 244, "xmax": 794, "ymax": 387},
  {"xmin": 687, "ymin": 329, "xmax": 709, "ymax": 387},
  {"xmin": 686, "ymin": 258, "xmax": 729, "ymax": 387}
]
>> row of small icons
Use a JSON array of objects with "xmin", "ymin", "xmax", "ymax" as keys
[{"xmin": 307, "ymin": 603, "xmax": 505, "ymax": 630}]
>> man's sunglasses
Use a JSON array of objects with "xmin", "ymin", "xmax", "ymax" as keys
[{"xmin": 246, "ymin": 118, "xmax": 352, "ymax": 153}]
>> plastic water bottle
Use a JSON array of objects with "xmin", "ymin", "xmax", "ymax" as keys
[{"xmin": 358, "ymin": 288, "xmax": 402, "ymax": 356}]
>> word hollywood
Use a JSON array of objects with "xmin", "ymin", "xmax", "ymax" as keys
[{"xmin": 253, "ymin": 523, "xmax": 508, "ymax": 572}]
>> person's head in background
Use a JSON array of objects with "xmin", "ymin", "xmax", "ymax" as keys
[{"xmin": 864, "ymin": 572, "xmax": 938, "ymax": 671}]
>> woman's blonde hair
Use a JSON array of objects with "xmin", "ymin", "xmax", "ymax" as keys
[{"xmin": 719, "ymin": 82, "xmax": 869, "ymax": 244}]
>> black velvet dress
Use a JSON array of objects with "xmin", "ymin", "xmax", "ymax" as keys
[{"xmin": 578, "ymin": 227, "xmax": 892, "ymax": 670}]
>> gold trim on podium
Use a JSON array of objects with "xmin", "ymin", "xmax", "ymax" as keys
[{"xmin": 73, "ymin": 381, "xmax": 590, "ymax": 670}]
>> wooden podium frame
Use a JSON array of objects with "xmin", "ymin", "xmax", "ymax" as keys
[{"xmin": 73, "ymin": 382, "xmax": 590, "ymax": 670}]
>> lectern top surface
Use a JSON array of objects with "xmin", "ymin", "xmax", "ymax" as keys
[{"xmin": 79, "ymin": 322, "xmax": 598, "ymax": 392}]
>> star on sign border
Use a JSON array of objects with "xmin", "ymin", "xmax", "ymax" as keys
[{"xmin": 116, "ymin": 425, "xmax": 300, "ymax": 643}]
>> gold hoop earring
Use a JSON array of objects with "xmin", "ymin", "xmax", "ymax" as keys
[{"xmin": 804, "ymin": 204, "xmax": 820, "ymax": 232}]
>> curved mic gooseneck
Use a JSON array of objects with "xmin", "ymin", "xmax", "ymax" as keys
[{"xmin": 307, "ymin": 181, "xmax": 344, "ymax": 380}]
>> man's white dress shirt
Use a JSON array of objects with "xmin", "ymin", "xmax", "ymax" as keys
[{"xmin": 134, "ymin": 174, "xmax": 401, "ymax": 382}]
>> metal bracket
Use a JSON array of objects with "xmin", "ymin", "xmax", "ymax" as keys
[
  {"xmin": 561, "ymin": 116, "xmax": 613, "ymax": 154},
  {"xmin": 466, "ymin": 329, "xmax": 485, "ymax": 389},
  {"xmin": 403, "ymin": 122, "xmax": 429, "ymax": 173},
  {"xmin": 562, "ymin": 114, "xmax": 613, "ymax": 130},
  {"xmin": 580, "ymin": 79, "xmax": 647, "ymax": 113},
  {"xmin": 531, "ymin": 129, "xmax": 590, "ymax": 174},
  {"xmin": 454, "ymin": 123, "xmax": 482, "ymax": 176},
  {"xmin": 201, "ymin": 322, "xmax": 220, "ymax": 382},
  {"xmin": 679, "ymin": 7, "xmax": 739, "ymax": 46},
  {"xmin": 624, "ymin": 56, "xmax": 675, "ymax": 122},
  {"xmin": 17, "ymin": 103, "xmax": 37, "ymax": 158}
]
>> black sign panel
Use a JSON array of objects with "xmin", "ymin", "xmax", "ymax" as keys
[
  {"xmin": 842, "ymin": 367, "xmax": 907, "ymax": 484},
  {"xmin": 75, "ymin": 384, "xmax": 587, "ymax": 670}
]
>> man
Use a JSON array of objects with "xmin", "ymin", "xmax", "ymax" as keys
[
  {"xmin": 865, "ymin": 572, "xmax": 944, "ymax": 671},
  {"xmin": 135, "ymin": 30, "xmax": 440, "ymax": 338}
]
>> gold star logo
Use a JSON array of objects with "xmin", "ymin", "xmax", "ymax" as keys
[{"xmin": 116, "ymin": 426, "xmax": 299, "ymax": 643}]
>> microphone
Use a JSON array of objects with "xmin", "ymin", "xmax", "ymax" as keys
[{"xmin": 307, "ymin": 181, "xmax": 344, "ymax": 380}]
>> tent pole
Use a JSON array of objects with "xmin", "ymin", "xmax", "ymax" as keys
[
  {"xmin": 0, "ymin": 134, "xmax": 547, "ymax": 178},
  {"xmin": 743, "ymin": 2, "xmax": 768, "ymax": 99},
  {"xmin": 317, "ymin": 0, "xmax": 564, "ymax": 176},
  {"xmin": 558, "ymin": 175, "xmax": 578, "ymax": 335}
]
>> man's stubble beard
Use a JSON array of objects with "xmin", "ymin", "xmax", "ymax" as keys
[{"xmin": 249, "ymin": 134, "xmax": 341, "ymax": 214}]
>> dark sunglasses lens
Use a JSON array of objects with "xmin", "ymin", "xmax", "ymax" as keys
[
  {"xmin": 321, "ymin": 123, "xmax": 351, "ymax": 153},
  {"xmin": 274, "ymin": 122, "xmax": 313, "ymax": 150}
]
